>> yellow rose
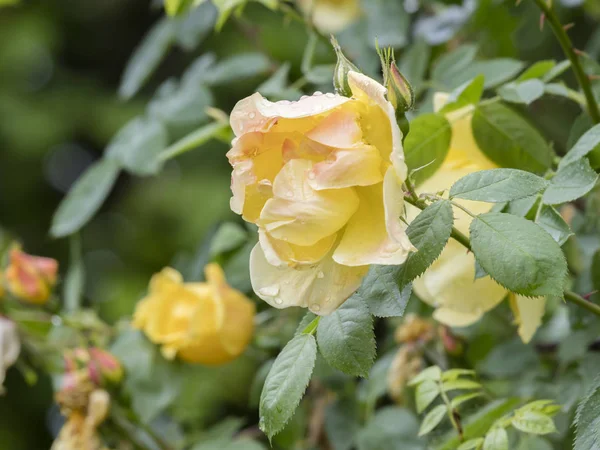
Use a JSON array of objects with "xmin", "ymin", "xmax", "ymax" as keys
[
  {"xmin": 133, "ymin": 264, "xmax": 255, "ymax": 365},
  {"xmin": 296, "ymin": 0, "xmax": 361, "ymax": 34},
  {"xmin": 411, "ymin": 93, "xmax": 544, "ymax": 343},
  {"xmin": 5, "ymin": 247, "xmax": 58, "ymax": 305},
  {"xmin": 227, "ymin": 71, "xmax": 415, "ymax": 315}
]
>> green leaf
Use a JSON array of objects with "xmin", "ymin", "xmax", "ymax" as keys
[
  {"xmin": 467, "ymin": 59, "xmax": 524, "ymax": 88},
  {"xmin": 317, "ymin": 295, "xmax": 375, "ymax": 377},
  {"xmin": 541, "ymin": 60, "xmax": 571, "ymax": 82},
  {"xmin": 469, "ymin": 212, "xmax": 567, "ymax": 296},
  {"xmin": 442, "ymin": 369, "xmax": 476, "ymax": 381},
  {"xmin": 174, "ymin": 2, "xmax": 217, "ymax": 50},
  {"xmin": 483, "ymin": 428, "xmax": 508, "ymax": 450},
  {"xmin": 535, "ymin": 205, "xmax": 573, "ymax": 246},
  {"xmin": 472, "ymin": 102, "xmax": 553, "ymax": 174},
  {"xmin": 574, "ymin": 375, "xmax": 600, "ymax": 450},
  {"xmin": 498, "ymin": 79, "xmax": 545, "ymax": 105},
  {"xmin": 363, "ymin": 0, "xmax": 409, "ymax": 48},
  {"xmin": 418, "ymin": 404, "xmax": 447, "ymax": 436},
  {"xmin": 119, "ymin": 19, "xmax": 176, "ymax": 99},
  {"xmin": 559, "ymin": 123, "xmax": 600, "ymax": 169},
  {"xmin": 442, "ymin": 379, "xmax": 481, "ymax": 392},
  {"xmin": 511, "ymin": 411, "xmax": 557, "ymax": 435},
  {"xmin": 405, "ymin": 113, "xmax": 452, "ymax": 185},
  {"xmin": 325, "ymin": 400, "xmax": 360, "ymax": 450},
  {"xmin": 409, "ymin": 366, "xmax": 442, "ymax": 386},
  {"xmin": 209, "ymin": 222, "xmax": 248, "ymax": 257},
  {"xmin": 450, "ymin": 169, "xmax": 548, "ymax": 202},
  {"xmin": 204, "ymin": 53, "xmax": 271, "ymax": 86},
  {"xmin": 259, "ymin": 334, "xmax": 317, "ymax": 439},
  {"xmin": 357, "ymin": 407, "xmax": 424, "ymax": 450},
  {"xmin": 432, "ymin": 45, "xmax": 478, "ymax": 90},
  {"xmin": 257, "ymin": 62, "xmax": 301, "ymax": 100},
  {"xmin": 517, "ymin": 60, "xmax": 556, "ymax": 81},
  {"xmin": 451, "ymin": 393, "xmax": 484, "ymax": 409},
  {"xmin": 106, "ymin": 117, "xmax": 168, "ymax": 176},
  {"xmin": 458, "ymin": 438, "xmax": 484, "ymax": 450},
  {"xmin": 440, "ymin": 75, "xmax": 485, "ymax": 113},
  {"xmin": 148, "ymin": 80, "xmax": 213, "ymax": 128},
  {"xmin": 399, "ymin": 37, "xmax": 430, "ymax": 93},
  {"xmin": 357, "ymin": 265, "xmax": 412, "ymax": 318},
  {"xmin": 543, "ymin": 158, "xmax": 599, "ymax": 205},
  {"xmin": 415, "ymin": 380, "xmax": 440, "ymax": 413},
  {"xmin": 50, "ymin": 158, "xmax": 121, "ymax": 238},
  {"xmin": 62, "ymin": 234, "xmax": 84, "ymax": 312}
]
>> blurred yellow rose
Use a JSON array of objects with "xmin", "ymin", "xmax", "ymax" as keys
[
  {"xmin": 133, "ymin": 264, "xmax": 255, "ymax": 365},
  {"xmin": 5, "ymin": 247, "xmax": 58, "ymax": 305},
  {"xmin": 296, "ymin": 0, "xmax": 360, "ymax": 34},
  {"xmin": 227, "ymin": 71, "xmax": 415, "ymax": 314},
  {"xmin": 411, "ymin": 93, "xmax": 545, "ymax": 343}
]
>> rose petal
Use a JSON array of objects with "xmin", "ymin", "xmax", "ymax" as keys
[
  {"xmin": 250, "ymin": 243, "xmax": 368, "ymax": 315},
  {"xmin": 510, "ymin": 294, "xmax": 546, "ymax": 344},
  {"xmin": 305, "ymin": 109, "xmax": 362, "ymax": 148},
  {"xmin": 259, "ymin": 229, "xmax": 336, "ymax": 267}
]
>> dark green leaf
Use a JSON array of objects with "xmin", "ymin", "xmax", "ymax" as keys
[
  {"xmin": 50, "ymin": 158, "xmax": 121, "ymax": 238},
  {"xmin": 325, "ymin": 400, "xmax": 360, "ymax": 450},
  {"xmin": 470, "ymin": 212, "xmax": 567, "ymax": 296},
  {"xmin": 543, "ymin": 158, "xmax": 598, "ymax": 205},
  {"xmin": 317, "ymin": 295, "xmax": 375, "ymax": 377},
  {"xmin": 450, "ymin": 169, "xmax": 548, "ymax": 202},
  {"xmin": 472, "ymin": 102, "xmax": 553, "ymax": 174},
  {"xmin": 358, "ymin": 265, "xmax": 412, "ymax": 318},
  {"xmin": 535, "ymin": 205, "xmax": 573, "ymax": 246},
  {"xmin": 574, "ymin": 375, "xmax": 600, "ymax": 450},
  {"xmin": 259, "ymin": 334, "xmax": 317, "ymax": 438},
  {"xmin": 357, "ymin": 407, "xmax": 424, "ymax": 450}
]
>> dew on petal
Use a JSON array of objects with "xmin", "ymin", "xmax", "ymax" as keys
[
  {"xmin": 258, "ymin": 286, "xmax": 280, "ymax": 297},
  {"xmin": 314, "ymin": 91, "xmax": 323, "ymax": 96},
  {"xmin": 325, "ymin": 93, "xmax": 335, "ymax": 98},
  {"xmin": 311, "ymin": 304, "xmax": 321, "ymax": 312},
  {"xmin": 317, "ymin": 271, "xmax": 324, "ymax": 279},
  {"xmin": 249, "ymin": 112, "xmax": 256, "ymax": 119},
  {"xmin": 275, "ymin": 299, "xmax": 283, "ymax": 305}
]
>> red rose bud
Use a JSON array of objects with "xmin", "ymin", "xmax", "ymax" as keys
[
  {"xmin": 386, "ymin": 62, "xmax": 414, "ymax": 114},
  {"xmin": 440, "ymin": 326, "xmax": 463, "ymax": 356},
  {"xmin": 89, "ymin": 348, "xmax": 123, "ymax": 385},
  {"xmin": 331, "ymin": 36, "xmax": 360, "ymax": 98},
  {"xmin": 5, "ymin": 248, "xmax": 58, "ymax": 305}
]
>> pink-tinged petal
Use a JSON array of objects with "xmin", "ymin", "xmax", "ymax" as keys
[
  {"xmin": 249, "ymin": 243, "xmax": 368, "ymax": 315},
  {"xmin": 259, "ymin": 230, "xmax": 336, "ymax": 268},
  {"xmin": 308, "ymin": 144, "xmax": 384, "ymax": 190},
  {"xmin": 305, "ymin": 109, "xmax": 362, "ymax": 147},
  {"xmin": 348, "ymin": 71, "xmax": 407, "ymax": 182},
  {"xmin": 260, "ymin": 159, "xmax": 359, "ymax": 246},
  {"xmin": 230, "ymin": 92, "xmax": 351, "ymax": 137},
  {"xmin": 333, "ymin": 180, "xmax": 413, "ymax": 266}
]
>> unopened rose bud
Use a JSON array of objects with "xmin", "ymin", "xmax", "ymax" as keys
[
  {"xmin": 331, "ymin": 36, "xmax": 360, "ymax": 97},
  {"xmin": 89, "ymin": 347, "xmax": 123, "ymax": 385},
  {"xmin": 439, "ymin": 326, "xmax": 463, "ymax": 356},
  {"xmin": 5, "ymin": 248, "xmax": 58, "ymax": 305},
  {"xmin": 386, "ymin": 62, "xmax": 414, "ymax": 114}
]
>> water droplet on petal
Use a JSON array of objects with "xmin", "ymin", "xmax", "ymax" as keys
[
  {"xmin": 314, "ymin": 91, "xmax": 323, "ymax": 96},
  {"xmin": 258, "ymin": 286, "xmax": 280, "ymax": 297},
  {"xmin": 301, "ymin": 95, "xmax": 309, "ymax": 100},
  {"xmin": 307, "ymin": 171, "xmax": 316, "ymax": 180},
  {"xmin": 325, "ymin": 93, "xmax": 335, "ymax": 98},
  {"xmin": 311, "ymin": 304, "xmax": 321, "ymax": 312},
  {"xmin": 317, "ymin": 271, "xmax": 324, "ymax": 279},
  {"xmin": 275, "ymin": 299, "xmax": 283, "ymax": 305},
  {"xmin": 286, "ymin": 191, "xmax": 294, "ymax": 198},
  {"xmin": 249, "ymin": 112, "xmax": 256, "ymax": 119}
]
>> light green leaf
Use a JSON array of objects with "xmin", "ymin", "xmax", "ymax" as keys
[
  {"xmin": 574, "ymin": 375, "xmax": 600, "ymax": 450},
  {"xmin": 174, "ymin": 2, "xmax": 217, "ymax": 50},
  {"xmin": 209, "ymin": 222, "xmax": 248, "ymax": 257},
  {"xmin": 498, "ymin": 79, "xmax": 545, "ymax": 105},
  {"xmin": 317, "ymin": 295, "xmax": 375, "ymax": 377},
  {"xmin": 399, "ymin": 37, "xmax": 430, "ymax": 93},
  {"xmin": 148, "ymin": 80, "xmax": 213, "ymax": 128},
  {"xmin": 470, "ymin": 212, "xmax": 567, "ymax": 296},
  {"xmin": 451, "ymin": 393, "xmax": 484, "ymax": 409},
  {"xmin": 458, "ymin": 438, "xmax": 484, "ymax": 450},
  {"xmin": 432, "ymin": 45, "xmax": 478, "ymax": 90},
  {"xmin": 517, "ymin": 60, "xmax": 556, "ymax": 81},
  {"xmin": 467, "ymin": 59, "xmax": 524, "ymax": 88},
  {"xmin": 511, "ymin": 411, "xmax": 557, "ymax": 435},
  {"xmin": 63, "ymin": 235, "xmax": 84, "ymax": 312},
  {"xmin": 543, "ymin": 158, "xmax": 598, "ymax": 205},
  {"xmin": 405, "ymin": 113, "xmax": 452, "ymax": 185},
  {"xmin": 440, "ymin": 75, "xmax": 485, "ymax": 113},
  {"xmin": 418, "ymin": 404, "xmax": 447, "ymax": 436},
  {"xmin": 358, "ymin": 266, "xmax": 412, "ymax": 318},
  {"xmin": 363, "ymin": 0, "xmax": 409, "ymax": 48},
  {"xmin": 535, "ymin": 205, "xmax": 573, "ymax": 245},
  {"xmin": 541, "ymin": 60, "xmax": 571, "ymax": 82},
  {"xmin": 483, "ymin": 428, "xmax": 508, "ymax": 450},
  {"xmin": 519, "ymin": 400, "xmax": 561, "ymax": 416},
  {"xmin": 259, "ymin": 334, "xmax": 317, "ymax": 439},
  {"xmin": 442, "ymin": 369, "xmax": 476, "ymax": 381},
  {"xmin": 415, "ymin": 380, "xmax": 440, "ymax": 413},
  {"xmin": 257, "ymin": 63, "xmax": 301, "ymax": 100},
  {"xmin": 204, "ymin": 53, "xmax": 271, "ymax": 86},
  {"xmin": 119, "ymin": 19, "xmax": 176, "ymax": 99},
  {"xmin": 409, "ymin": 366, "xmax": 442, "ymax": 386},
  {"xmin": 50, "ymin": 158, "xmax": 121, "ymax": 238},
  {"xmin": 559, "ymin": 123, "xmax": 600, "ymax": 168},
  {"xmin": 442, "ymin": 379, "xmax": 481, "ymax": 392},
  {"xmin": 504, "ymin": 195, "xmax": 538, "ymax": 217},
  {"xmin": 106, "ymin": 117, "xmax": 168, "ymax": 176},
  {"xmin": 450, "ymin": 169, "xmax": 548, "ymax": 202},
  {"xmin": 472, "ymin": 102, "xmax": 553, "ymax": 174}
]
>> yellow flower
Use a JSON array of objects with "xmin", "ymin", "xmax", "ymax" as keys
[
  {"xmin": 296, "ymin": 0, "xmax": 360, "ymax": 34},
  {"xmin": 411, "ymin": 93, "xmax": 544, "ymax": 342},
  {"xmin": 5, "ymin": 247, "xmax": 58, "ymax": 305},
  {"xmin": 227, "ymin": 72, "xmax": 415, "ymax": 314},
  {"xmin": 133, "ymin": 264, "xmax": 255, "ymax": 365}
]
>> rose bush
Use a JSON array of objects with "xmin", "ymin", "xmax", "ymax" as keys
[{"xmin": 227, "ymin": 71, "xmax": 415, "ymax": 314}]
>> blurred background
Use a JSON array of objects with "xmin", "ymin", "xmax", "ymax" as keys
[{"xmin": 1, "ymin": 0, "xmax": 600, "ymax": 447}]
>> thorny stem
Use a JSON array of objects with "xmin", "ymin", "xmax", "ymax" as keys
[
  {"xmin": 403, "ymin": 195, "xmax": 600, "ymax": 317},
  {"xmin": 531, "ymin": 0, "xmax": 600, "ymax": 123},
  {"xmin": 438, "ymin": 380, "xmax": 464, "ymax": 441}
]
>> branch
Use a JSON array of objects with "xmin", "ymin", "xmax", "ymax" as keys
[{"xmin": 531, "ymin": 0, "xmax": 600, "ymax": 124}]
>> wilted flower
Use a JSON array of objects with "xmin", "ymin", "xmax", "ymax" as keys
[
  {"xmin": 387, "ymin": 346, "xmax": 422, "ymax": 403},
  {"xmin": 394, "ymin": 314, "xmax": 435, "ymax": 344},
  {"xmin": 133, "ymin": 264, "xmax": 255, "ymax": 365},
  {"xmin": 5, "ymin": 247, "xmax": 58, "ymax": 305},
  {"xmin": 410, "ymin": 93, "xmax": 544, "ymax": 342},
  {"xmin": 227, "ymin": 71, "xmax": 414, "ymax": 314},
  {"xmin": 0, "ymin": 317, "xmax": 20, "ymax": 392},
  {"xmin": 64, "ymin": 347, "xmax": 123, "ymax": 387},
  {"xmin": 296, "ymin": 0, "xmax": 361, "ymax": 34}
]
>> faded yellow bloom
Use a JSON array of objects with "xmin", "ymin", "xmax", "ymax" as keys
[
  {"xmin": 387, "ymin": 346, "xmax": 422, "ymax": 403},
  {"xmin": 133, "ymin": 264, "xmax": 255, "ymax": 365},
  {"xmin": 509, "ymin": 294, "xmax": 546, "ymax": 344},
  {"xmin": 296, "ymin": 0, "xmax": 360, "ymax": 34},
  {"xmin": 228, "ymin": 72, "xmax": 414, "ymax": 314},
  {"xmin": 411, "ymin": 94, "xmax": 544, "ymax": 342},
  {"xmin": 5, "ymin": 247, "xmax": 58, "ymax": 305}
]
